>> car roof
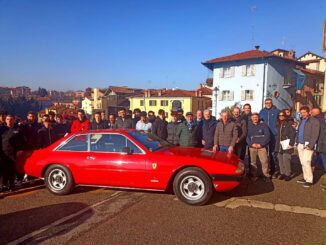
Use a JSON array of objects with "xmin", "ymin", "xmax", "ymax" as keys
[{"xmin": 82, "ymin": 129, "xmax": 137, "ymax": 134}]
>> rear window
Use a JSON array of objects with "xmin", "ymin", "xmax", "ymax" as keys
[{"xmin": 57, "ymin": 135, "xmax": 88, "ymax": 152}]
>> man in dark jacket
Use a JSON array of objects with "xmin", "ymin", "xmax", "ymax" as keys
[
  {"xmin": 167, "ymin": 111, "xmax": 179, "ymax": 145},
  {"xmin": 311, "ymin": 107, "xmax": 324, "ymax": 167},
  {"xmin": 1, "ymin": 115, "xmax": 25, "ymax": 190},
  {"xmin": 108, "ymin": 114, "xmax": 117, "ymax": 129},
  {"xmin": 148, "ymin": 111, "xmax": 156, "ymax": 124},
  {"xmin": 37, "ymin": 119, "xmax": 59, "ymax": 149},
  {"xmin": 176, "ymin": 112, "xmax": 199, "ymax": 147},
  {"xmin": 202, "ymin": 109, "xmax": 217, "ymax": 150},
  {"xmin": 132, "ymin": 108, "xmax": 141, "ymax": 129},
  {"xmin": 259, "ymin": 98, "xmax": 280, "ymax": 177},
  {"xmin": 54, "ymin": 114, "xmax": 71, "ymax": 139},
  {"xmin": 23, "ymin": 111, "xmax": 42, "ymax": 150},
  {"xmin": 296, "ymin": 106, "xmax": 320, "ymax": 188},
  {"xmin": 116, "ymin": 108, "xmax": 133, "ymax": 129},
  {"xmin": 194, "ymin": 110, "xmax": 204, "ymax": 147},
  {"xmin": 90, "ymin": 111, "xmax": 108, "ymax": 130},
  {"xmin": 152, "ymin": 109, "xmax": 168, "ymax": 140},
  {"xmin": 176, "ymin": 108, "xmax": 186, "ymax": 123},
  {"xmin": 246, "ymin": 113, "xmax": 271, "ymax": 182},
  {"xmin": 231, "ymin": 107, "xmax": 247, "ymax": 160},
  {"xmin": 213, "ymin": 111, "xmax": 238, "ymax": 153},
  {"xmin": 0, "ymin": 110, "xmax": 7, "ymax": 127},
  {"xmin": 318, "ymin": 112, "xmax": 326, "ymax": 191}
]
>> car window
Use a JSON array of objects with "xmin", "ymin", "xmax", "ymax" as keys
[
  {"xmin": 57, "ymin": 135, "xmax": 88, "ymax": 152},
  {"xmin": 90, "ymin": 133, "xmax": 127, "ymax": 153},
  {"xmin": 127, "ymin": 139, "xmax": 143, "ymax": 154},
  {"xmin": 127, "ymin": 131, "xmax": 172, "ymax": 152}
]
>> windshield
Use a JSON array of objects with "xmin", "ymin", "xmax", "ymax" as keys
[{"xmin": 127, "ymin": 131, "xmax": 173, "ymax": 152}]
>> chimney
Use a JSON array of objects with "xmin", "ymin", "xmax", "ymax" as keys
[
  {"xmin": 198, "ymin": 90, "xmax": 202, "ymax": 97},
  {"xmin": 195, "ymin": 91, "xmax": 198, "ymax": 97},
  {"xmin": 158, "ymin": 90, "xmax": 162, "ymax": 96},
  {"xmin": 255, "ymin": 45, "xmax": 260, "ymax": 50}
]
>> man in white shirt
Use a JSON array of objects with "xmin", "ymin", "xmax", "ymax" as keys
[{"xmin": 136, "ymin": 111, "xmax": 152, "ymax": 133}]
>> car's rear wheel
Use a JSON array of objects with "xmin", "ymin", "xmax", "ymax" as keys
[
  {"xmin": 173, "ymin": 167, "xmax": 213, "ymax": 206},
  {"xmin": 44, "ymin": 164, "xmax": 75, "ymax": 195}
]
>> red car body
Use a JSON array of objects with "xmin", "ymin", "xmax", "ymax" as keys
[{"xmin": 17, "ymin": 129, "xmax": 244, "ymax": 196}]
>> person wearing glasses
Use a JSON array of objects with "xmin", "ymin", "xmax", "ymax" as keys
[
  {"xmin": 275, "ymin": 112, "xmax": 296, "ymax": 181},
  {"xmin": 259, "ymin": 98, "xmax": 280, "ymax": 178}
]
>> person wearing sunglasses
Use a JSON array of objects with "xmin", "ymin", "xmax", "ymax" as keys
[{"xmin": 275, "ymin": 112, "xmax": 296, "ymax": 181}]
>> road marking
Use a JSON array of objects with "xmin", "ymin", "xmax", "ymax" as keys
[
  {"xmin": 6, "ymin": 190, "xmax": 39, "ymax": 198},
  {"xmin": 0, "ymin": 185, "xmax": 44, "ymax": 199},
  {"xmin": 7, "ymin": 191, "xmax": 122, "ymax": 245},
  {"xmin": 213, "ymin": 198, "xmax": 326, "ymax": 218},
  {"xmin": 89, "ymin": 188, "xmax": 113, "ymax": 194}
]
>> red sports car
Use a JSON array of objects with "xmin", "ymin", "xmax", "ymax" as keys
[{"xmin": 16, "ymin": 129, "xmax": 244, "ymax": 205}]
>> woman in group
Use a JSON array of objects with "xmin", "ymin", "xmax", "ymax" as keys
[{"xmin": 275, "ymin": 111, "xmax": 296, "ymax": 181}]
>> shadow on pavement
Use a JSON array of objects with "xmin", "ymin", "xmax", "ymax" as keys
[{"xmin": 0, "ymin": 202, "xmax": 93, "ymax": 244}]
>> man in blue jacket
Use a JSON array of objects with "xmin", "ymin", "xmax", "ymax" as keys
[
  {"xmin": 259, "ymin": 99, "xmax": 280, "ymax": 178},
  {"xmin": 246, "ymin": 113, "xmax": 271, "ymax": 182}
]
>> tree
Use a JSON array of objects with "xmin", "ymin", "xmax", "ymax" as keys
[
  {"xmin": 221, "ymin": 102, "xmax": 242, "ymax": 117},
  {"xmin": 38, "ymin": 87, "xmax": 48, "ymax": 97}
]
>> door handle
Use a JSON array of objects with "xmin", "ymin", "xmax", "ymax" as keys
[{"xmin": 87, "ymin": 156, "xmax": 96, "ymax": 160}]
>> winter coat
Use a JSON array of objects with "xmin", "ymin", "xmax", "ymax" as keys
[
  {"xmin": 230, "ymin": 117, "xmax": 247, "ymax": 143},
  {"xmin": 296, "ymin": 116, "xmax": 320, "ymax": 149},
  {"xmin": 202, "ymin": 117, "xmax": 217, "ymax": 149},
  {"xmin": 241, "ymin": 112, "xmax": 252, "ymax": 127},
  {"xmin": 246, "ymin": 122, "xmax": 270, "ymax": 148},
  {"xmin": 275, "ymin": 121, "xmax": 296, "ymax": 154},
  {"xmin": 54, "ymin": 123, "xmax": 71, "ymax": 139},
  {"xmin": 37, "ymin": 127, "xmax": 59, "ymax": 149},
  {"xmin": 132, "ymin": 117, "xmax": 140, "ymax": 129},
  {"xmin": 194, "ymin": 118, "xmax": 204, "ymax": 145},
  {"xmin": 259, "ymin": 106, "xmax": 280, "ymax": 136},
  {"xmin": 115, "ymin": 117, "xmax": 133, "ymax": 129},
  {"xmin": 1, "ymin": 126, "xmax": 25, "ymax": 161},
  {"xmin": 23, "ymin": 121, "xmax": 42, "ymax": 150},
  {"xmin": 176, "ymin": 121, "xmax": 199, "ymax": 147},
  {"xmin": 317, "ymin": 119, "xmax": 326, "ymax": 153},
  {"xmin": 213, "ymin": 120, "xmax": 238, "ymax": 147},
  {"xmin": 167, "ymin": 122, "xmax": 179, "ymax": 145},
  {"xmin": 152, "ymin": 117, "xmax": 168, "ymax": 140},
  {"xmin": 71, "ymin": 119, "xmax": 90, "ymax": 133},
  {"xmin": 89, "ymin": 120, "xmax": 108, "ymax": 130}
]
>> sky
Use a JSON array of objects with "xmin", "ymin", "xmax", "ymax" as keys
[{"xmin": 0, "ymin": 0, "xmax": 325, "ymax": 91}]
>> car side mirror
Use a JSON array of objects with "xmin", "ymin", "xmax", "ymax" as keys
[{"xmin": 122, "ymin": 147, "xmax": 133, "ymax": 155}]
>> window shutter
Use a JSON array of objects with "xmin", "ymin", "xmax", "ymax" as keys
[
  {"xmin": 250, "ymin": 90, "xmax": 254, "ymax": 100},
  {"xmin": 230, "ymin": 67, "xmax": 235, "ymax": 77},
  {"xmin": 242, "ymin": 66, "xmax": 246, "ymax": 76},
  {"xmin": 228, "ymin": 91, "xmax": 234, "ymax": 101},
  {"xmin": 219, "ymin": 68, "xmax": 224, "ymax": 78},
  {"xmin": 218, "ymin": 91, "xmax": 223, "ymax": 101},
  {"xmin": 241, "ymin": 90, "xmax": 246, "ymax": 101},
  {"xmin": 250, "ymin": 65, "xmax": 256, "ymax": 76}
]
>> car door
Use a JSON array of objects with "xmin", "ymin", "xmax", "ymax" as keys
[{"xmin": 84, "ymin": 133, "xmax": 146, "ymax": 187}]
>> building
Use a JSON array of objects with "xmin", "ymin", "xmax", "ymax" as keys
[
  {"xmin": 297, "ymin": 51, "xmax": 326, "ymax": 72},
  {"xmin": 202, "ymin": 47, "xmax": 305, "ymax": 117},
  {"xmin": 129, "ymin": 87, "xmax": 212, "ymax": 119},
  {"xmin": 81, "ymin": 96, "xmax": 93, "ymax": 116}
]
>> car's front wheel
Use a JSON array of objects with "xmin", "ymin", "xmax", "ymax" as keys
[
  {"xmin": 44, "ymin": 164, "xmax": 75, "ymax": 195},
  {"xmin": 173, "ymin": 167, "xmax": 213, "ymax": 205}
]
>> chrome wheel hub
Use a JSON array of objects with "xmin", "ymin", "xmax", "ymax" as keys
[
  {"xmin": 180, "ymin": 175, "xmax": 205, "ymax": 200},
  {"xmin": 48, "ymin": 169, "xmax": 67, "ymax": 191}
]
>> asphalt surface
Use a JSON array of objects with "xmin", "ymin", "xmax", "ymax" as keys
[{"xmin": 1, "ymin": 157, "xmax": 326, "ymax": 245}]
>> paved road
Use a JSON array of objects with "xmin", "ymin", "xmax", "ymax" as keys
[{"xmin": 1, "ymin": 163, "xmax": 326, "ymax": 244}]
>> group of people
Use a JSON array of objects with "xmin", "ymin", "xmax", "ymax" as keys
[{"xmin": 1, "ymin": 98, "xmax": 326, "ymax": 192}]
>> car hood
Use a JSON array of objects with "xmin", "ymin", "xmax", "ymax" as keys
[{"xmin": 153, "ymin": 146, "xmax": 239, "ymax": 167}]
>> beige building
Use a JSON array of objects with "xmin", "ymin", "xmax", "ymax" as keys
[{"xmin": 297, "ymin": 51, "xmax": 326, "ymax": 72}]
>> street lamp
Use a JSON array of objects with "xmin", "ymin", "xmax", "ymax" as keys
[{"xmin": 213, "ymin": 86, "xmax": 219, "ymax": 117}]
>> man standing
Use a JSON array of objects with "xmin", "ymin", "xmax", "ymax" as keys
[
  {"xmin": 1, "ymin": 115, "xmax": 25, "ymax": 191},
  {"xmin": 48, "ymin": 111, "xmax": 57, "ymax": 124},
  {"xmin": 0, "ymin": 111, "xmax": 7, "ymax": 127},
  {"xmin": 136, "ymin": 111, "xmax": 152, "ymax": 133},
  {"xmin": 167, "ymin": 111, "xmax": 179, "ymax": 145},
  {"xmin": 90, "ymin": 111, "xmax": 108, "ymax": 130},
  {"xmin": 116, "ymin": 108, "xmax": 133, "ymax": 129},
  {"xmin": 71, "ymin": 109, "xmax": 90, "ymax": 133},
  {"xmin": 246, "ymin": 113, "xmax": 271, "ymax": 182},
  {"xmin": 241, "ymin": 104, "xmax": 252, "ymax": 126},
  {"xmin": 23, "ymin": 111, "xmax": 42, "ymax": 150},
  {"xmin": 108, "ymin": 114, "xmax": 117, "ymax": 129},
  {"xmin": 231, "ymin": 107, "xmax": 247, "ymax": 160},
  {"xmin": 311, "ymin": 107, "xmax": 323, "ymax": 168},
  {"xmin": 176, "ymin": 108, "xmax": 185, "ymax": 123},
  {"xmin": 55, "ymin": 114, "xmax": 71, "ymax": 139},
  {"xmin": 296, "ymin": 106, "xmax": 320, "ymax": 188},
  {"xmin": 132, "ymin": 108, "xmax": 141, "ymax": 129},
  {"xmin": 152, "ymin": 109, "xmax": 168, "ymax": 140},
  {"xmin": 202, "ymin": 110, "xmax": 217, "ymax": 150},
  {"xmin": 259, "ymin": 98, "xmax": 280, "ymax": 178},
  {"xmin": 194, "ymin": 110, "xmax": 204, "ymax": 147},
  {"xmin": 213, "ymin": 111, "xmax": 237, "ymax": 153},
  {"xmin": 176, "ymin": 112, "xmax": 199, "ymax": 147},
  {"xmin": 37, "ymin": 118, "xmax": 59, "ymax": 149},
  {"xmin": 148, "ymin": 111, "xmax": 156, "ymax": 124}
]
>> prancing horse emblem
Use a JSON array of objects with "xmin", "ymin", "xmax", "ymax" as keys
[{"xmin": 152, "ymin": 163, "xmax": 157, "ymax": 169}]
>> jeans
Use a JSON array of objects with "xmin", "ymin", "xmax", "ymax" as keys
[
  {"xmin": 320, "ymin": 153, "xmax": 326, "ymax": 172},
  {"xmin": 219, "ymin": 145, "xmax": 229, "ymax": 152}
]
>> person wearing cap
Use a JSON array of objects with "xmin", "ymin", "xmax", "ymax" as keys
[
  {"xmin": 152, "ymin": 109, "xmax": 168, "ymax": 140},
  {"xmin": 176, "ymin": 112, "xmax": 199, "ymax": 147},
  {"xmin": 213, "ymin": 111, "xmax": 238, "ymax": 154},
  {"xmin": 176, "ymin": 108, "xmax": 185, "ymax": 123},
  {"xmin": 136, "ymin": 111, "xmax": 152, "ymax": 133},
  {"xmin": 37, "ymin": 118, "xmax": 59, "ymax": 149}
]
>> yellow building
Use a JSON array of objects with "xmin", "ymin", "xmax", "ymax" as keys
[{"xmin": 129, "ymin": 88, "xmax": 212, "ymax": 119}]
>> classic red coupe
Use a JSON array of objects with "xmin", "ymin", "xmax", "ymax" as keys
[{"xmin": 16, "ymin": 129, "xmax": 244, "ymax": 205}]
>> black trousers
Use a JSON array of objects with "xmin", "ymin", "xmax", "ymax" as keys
[{"xmin": 2, "ymin": 156, "xmax": 16, "ymax": 188}]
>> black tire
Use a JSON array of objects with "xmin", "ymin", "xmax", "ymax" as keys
[
  {"xmin": 173, "ymin": 167, "xmax": 213, "ymax": 206},
  {"xmin": 44, "ymin": 164, "xmax": 75, "ymax": 195}
]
